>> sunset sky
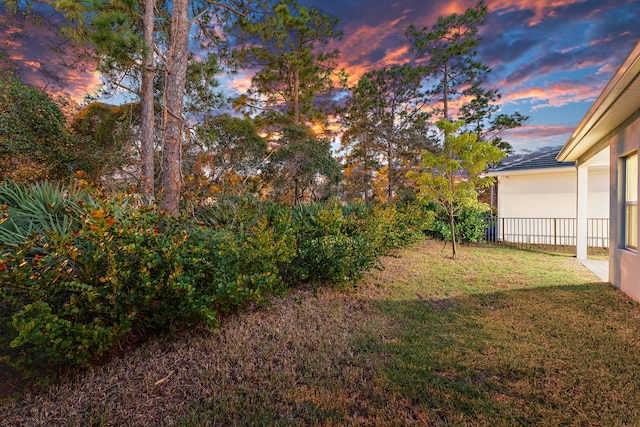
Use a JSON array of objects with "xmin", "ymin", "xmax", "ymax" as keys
[
  {"xmin": 1, "ymin": 0, "xmax": 639, "ymax": 153},
  {"xmin": 300, "ymin": 0, "xmax": 640, "ymax": 153}
]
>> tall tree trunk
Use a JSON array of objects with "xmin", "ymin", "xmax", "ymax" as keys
[
  {"xmin": 362, "ymin": 133, "xmax": 369, "ymax": 203},
  {"xmin": 442, "ymin": 61, "xmax": 450, "ymax": 143},
  {"xmin": 292, "ymin": 68, "xmax": 300, "ymax": 204},
  {"xmin": 363, "ymin": 148, "xmax": 369, "ymax": 203},
  {"xmin": 293, "ymin": 69, "xmax": 300, "ymax": 124},
  {"xmin": 387, "ymin": 140, "xmax": 393, "ymax": 201},
  {"xmin": 449, "ymin": 171, "xmax": 457, "ymax": 258},
  {"xmin": 140, "ymin": 0, "xmax": 155, "ymax": 204},
  {"xmin": 161, "ymin": 0, "xmax": 189, "ymax": 214},
  {"xmin": 442, "ymin": 60, "xmax": 449, "ymax": 120}
]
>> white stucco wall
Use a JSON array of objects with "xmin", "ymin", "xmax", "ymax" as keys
[
  {"xmin": 588, "ymin": 168, "xmax": 611, "ymax": 218},
  {"xmin": 493, "ymin": 168, "xmax": 609, "ymax": 247},
  {"xmin": 496, "ymin": 168, "xmax": 609, "ymax": 219},
  {"xmin": 609, "ymin": 110, "xmax": 640, "ymax": 301}
]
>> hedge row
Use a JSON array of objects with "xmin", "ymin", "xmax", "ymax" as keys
[{"xmin": 0, "ymin": 182, "xmax": 435, "ymax": 370}]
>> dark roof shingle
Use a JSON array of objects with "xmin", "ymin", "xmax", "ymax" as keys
[{"xmin": 490, "ymin": 149, "xmax": 574, "ymax": 173}]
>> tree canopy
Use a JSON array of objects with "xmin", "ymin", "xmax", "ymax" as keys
[
  {"xmin": 268, "ymin": 124, "xmax": 341, "ymax": 204},
  {"xmin": 69, "ymin": 102, "xmax": 141, "ymax": 186},
  {"xmin": 0, "ymin": 0, "xmax": 529, "ymax": 215},
  {"xmin": 187, "ymin": 114, "xmax": 268, "ymax": 197},
  {"xmin": 232, "ymin": 0, "xmax": 346, "ymax": 131},
  {"xmin": 0, "ymin": 73, "xmax": 76, "ymax": 182},
  {"xmin": 407, "ymin": 0, "xmax": 527, "ymax": 154},
  {"xmin": 341, "ymin": 65, "xmax": 433, "ymax": 201}
]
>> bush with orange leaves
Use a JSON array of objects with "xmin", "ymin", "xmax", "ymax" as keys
[{"xmin": 0, "ymin": 181, "xmax": 293, "ymax": 370}]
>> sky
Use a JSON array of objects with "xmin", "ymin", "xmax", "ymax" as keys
[
  {"xmin": 1, "ymin": 0, "xmax": 639, "ymax": 154},
  {"xmin": 299, "ymin": 0, "xmax": 640, "ymax": 153}
]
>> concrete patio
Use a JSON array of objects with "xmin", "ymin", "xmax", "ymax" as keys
[{"xmin": 579, "ymin": 259, "xmax": 609, "ymax": 282}]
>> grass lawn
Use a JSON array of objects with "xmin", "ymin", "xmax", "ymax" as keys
[{"xmin": 2, "ymin": 240, "xmax": 639, "ymax": 426}]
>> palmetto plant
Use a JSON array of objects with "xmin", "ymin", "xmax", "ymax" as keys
[
  {"xmin": 291, "ymin": 201, "xmax": 325, "ymax": 225},
  {"xmin": 0, "ymin": 180, "xmax": 91, "ymax": 246}
]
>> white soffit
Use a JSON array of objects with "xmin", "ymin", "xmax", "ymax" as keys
[{"xmin": 558, "ymin": 40, "xmax": 640, "ymax": 162}]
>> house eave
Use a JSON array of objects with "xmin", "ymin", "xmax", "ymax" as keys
[
  {"xmin": 485, "ymin": 166, "xmax": 574, "ymax": 178},
  {"xmin": 558, "ymin": 40, "xmax": 640, "ymax": 162}
]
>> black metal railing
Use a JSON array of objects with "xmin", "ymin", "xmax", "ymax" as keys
[{"xmin": 483, "ymin": 217, "xmax": 609, "ymax": 252}]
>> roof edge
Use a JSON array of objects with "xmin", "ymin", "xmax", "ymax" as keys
[
  {"xmin": 558, "ymin": 40, "xmax": 640, "ymax": 162},
  {"xmin": 486, "ymin": 165, "xmax": 575, "ymax": 177}
]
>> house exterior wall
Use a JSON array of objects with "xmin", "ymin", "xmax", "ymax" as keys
[
  {"xmin": 609, "ymin": 109, "xmax": 640, "ymax": 301},
  {"xmin": 496, "ymin": 170, "xmax": 609, "ymax": 218},
  {"xmin": 588, "ymin": 168, "xmax": 610, "ymax": 218},
  {"xmin": 495, "ymin": 169, "xmax": 609, "ymax": 246}
]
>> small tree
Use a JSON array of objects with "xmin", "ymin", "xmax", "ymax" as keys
[{"xmin": 410, "ymin": 119, "xmax": 504, "ymax": 258}]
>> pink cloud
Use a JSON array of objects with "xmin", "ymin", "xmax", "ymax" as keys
[
  {"xmin": 333, "ymin": 9, "xmax": 416, "ymax": 84},
  {"xmin": 0, "ymin": 14, "xmax": 102, "ymax": 102},
  {"xmin": 503, "ymin": 124, "xmax": 576, "ymax": 151},
  {"xmin": 596, "ymin": 63, "xmax": 617, "ymax": 75},
  {"xmin": 506, "ymin": 124, "xmax": 575, "ymax": 138},
  {"xmin": 334, "ymin": 1, "xmax": 485, "ymax": 84},
  {"xmin": 225, "ymin": 69, "xmax": 255, "ymax": 94},
  {"xmin": 21, "ymin": 60, "xmax": 42, "ymax": 71},
  {"xmin": 490, "ymin": 0, "xmax": 587, "ymax": 26},
  {"xmin": 502, "ymin": 78, "xmax": 601, "ymax": 110}
]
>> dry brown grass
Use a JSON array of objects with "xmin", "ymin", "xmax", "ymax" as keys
[
  {"xmin": 1, "ymin": 240, "xmax": 633, "ymax": 426},
  {"xmin": 0, "ymin": 271, "xmax": 397, "ymax": 426}
]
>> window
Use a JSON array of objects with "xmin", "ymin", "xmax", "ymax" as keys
[{"xmin": 625, "ymin": 153, "xmax": 638, "ymax": 250}]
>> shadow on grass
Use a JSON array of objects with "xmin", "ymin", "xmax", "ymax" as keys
[{"xmin": 368, "ymin": 282, "xmax": 640, "ymax": 425}]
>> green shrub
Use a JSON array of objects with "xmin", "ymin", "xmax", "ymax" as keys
[
  {"xmin": 284, "ymin": 201, "xmax": 429, "ymax": 286},
  {"xmin": 457, "ymin": 207, "xmax": 490, "ymax": 243},
  {"xmin": 1, "ymin": 199, "xmax": 165, "ymax": 367},
  {"xmin": 0, "ymin": 184, "xmax": 302, "ymax": 369},
  {"xmin": 0, "ymin": 181, "xmax": 435, "ymax": 371},
  {"xmin": 191, "ymin": 216, "xmax": 295, "ymax": 312},
  {"xmin": 282, "ymin": 202, "xmax": 365, "ymax": 285},
  {"xmin": 374, "ymin": 202, "xmax": 435, "ymax": 250},
  {"xmin": 427, "ymin": 204, "xmax": 490, "ymax": 244},
  {"xmin": 193, "ymin": 194, "xmax": 253, "ymax": 230}
]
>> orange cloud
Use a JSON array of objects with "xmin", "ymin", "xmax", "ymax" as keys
[
  {"xmin": 64, "ymin": 70, "xmax": 102, "ymax": 101},
  {"xmin": 379, "ymin": 45, "xmax": 411, "ymax": 67},
  {"xmin": 22, "ymin": 60, "xmax": 42, "ymax": 71},
  {"xmin": 333, "ymin": 9, "xmax": 416, "ymax": 84}
]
